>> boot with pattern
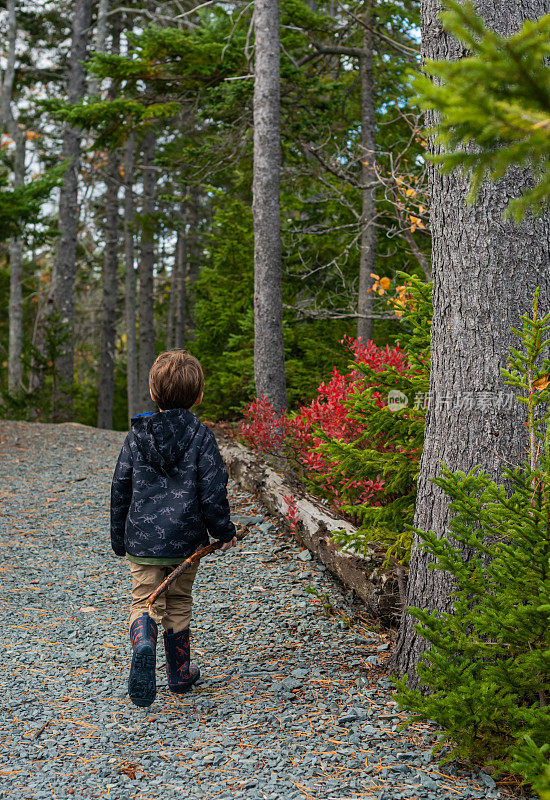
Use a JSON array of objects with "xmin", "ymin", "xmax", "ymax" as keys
[
  {"xmin": 163, "ymin": 627, "xmax": 200, "ymax": 693},
  {"xmin": 128, "ymin": 612, "xmax": 158, "ymax": 707}
]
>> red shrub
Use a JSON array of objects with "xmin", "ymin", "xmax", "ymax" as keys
[
  {"xmin": 239, "ymin": 395, "xmax": 287, "ymax": 454},
  {"xmin": 239, "ymin": 337, "xmax": 408, "ymax": 517}
]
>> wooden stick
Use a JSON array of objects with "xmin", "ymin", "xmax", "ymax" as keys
[{"xmin": 145, "ymin": 525, "xmax": 249, "ymax": 609}]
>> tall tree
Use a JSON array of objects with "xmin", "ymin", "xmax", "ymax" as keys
[
  {"xmin": 392, "ymin": 0, "xmax": 550, "ymax": 681},
  {"xmin": 96, "ymin": 148, "xmax": 120, "ymax": 428},
  {"xmin": 138, "ymin": 131, "xmax": 158, "ymax": 412},
  {"xmin": 253, "ymin": 0, "xmax": 288, "ymax": 412},
  {"xmin": 356, "ymin": 0, "xmax": 377, "ymax": 343},
  {"xmin": 173, "ymin": 224, "xmax": 187, "ymax": 349},
  {"xmin": 97, "ymin": 9, "xmax": 121, "ymax": 430},
  {"xmin": 0, "ymin": 0, "xmax": 26, "ymax": 395},
  {"xmin": 123, "ymin": 134, "xmax": 139, "ymax": 422},
  {"xmin": 40, "ymin": 0, "xmax": 94, "ymax": 418}
]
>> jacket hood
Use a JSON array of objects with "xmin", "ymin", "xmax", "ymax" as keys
[{"xmin": 130, "ymin": 408, "xmax": 201, "ymax": 476}]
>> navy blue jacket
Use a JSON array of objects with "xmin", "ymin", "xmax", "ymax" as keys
[{"xmin": 110, "ymin": 408, "xmax": 236, "ymax": 559}]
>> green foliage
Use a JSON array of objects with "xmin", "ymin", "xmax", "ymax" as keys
[
  {"xmin": 1, "ymin": 309, "xmax": 74, "ymax": 422},
  {"xmin": 395, "ymin": 292, "xmax": 550, "ymax": 793},
  {"xmin": 190, "ymin": 195, "xmax": 255, "ymax": 419},
  {"xmin": 412, "ymin": 0, "xmax": 550, "ymax": 221},
  {"xmin": 0, "ymin": 160, "xmax": 66, "ymax": 242},
  {"xmin": 327, "ymin": 273, "xmax": 431, "ymax": 565}
]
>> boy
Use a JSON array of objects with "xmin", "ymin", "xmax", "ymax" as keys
[{"xmin": 110, "ymin": 350, "xmax": 237, "ymax": 708}]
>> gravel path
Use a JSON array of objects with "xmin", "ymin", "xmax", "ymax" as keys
[{"xmin": 0, "ymin": 420, "xmax": 521, "ymax": 800}]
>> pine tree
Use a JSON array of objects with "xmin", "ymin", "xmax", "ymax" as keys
[{"xmin": 395, "ymin": 292, "xmax": 550, "ymax": 794}]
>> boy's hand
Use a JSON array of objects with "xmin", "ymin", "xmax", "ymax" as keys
[{"xmin": 219, "ymin": 536, "xmax": 237, "ymax": 552}]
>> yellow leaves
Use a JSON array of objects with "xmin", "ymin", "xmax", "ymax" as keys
[
  {"xmin": 367, "ymin": 275, "xmax": 417, "ymax": 318},
  {"xmin": 389, "ymin": 282, "xmax": 416, "ymax": 318},
  {"xmin": 368, "ymin": 273, "xmax": 391, "ymax": 296},
  {"xmin": 26, "ymin": 130, "xmax": 41, "ymax": 141},
  {"xmin": 532, "ymin": 374, "xmax": 550, "ymax": 390},
  {"xmin": 369, "ymin": 274, "xmax": 416, "ymax": 318},
  {"xmin": 405, "ymin": 187, "xmax": 416, "ymax": 197},
  {"xmin": 409, "ymin": 215, "xmax": 425, "ymax": 232}
]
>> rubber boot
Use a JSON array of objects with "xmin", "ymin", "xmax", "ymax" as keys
[
  {"xmin": 163, "ymin": 627, "xmax": 200, "ymax": 693},
  {"xmin": 128, "ymin": 612, "xmax": 158, "ymax": 707}
]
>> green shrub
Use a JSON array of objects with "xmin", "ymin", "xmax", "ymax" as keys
[{"xmin": 395, "ymin": 291, "xmax": 550, "ymax": 794}]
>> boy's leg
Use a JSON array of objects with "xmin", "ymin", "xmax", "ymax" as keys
[
  {"xmin": 164, "ymin": 562, "xmax": 200, "ymax": 632},
  {"xmin": 128, "ymin": 562, "xmax": 167, "ymax": 628},
  {"xmin": 127, "ymin": 563, "xmax": 167, "ymax": 707},
  {"xmin": 163, "ymin": 563, "xmax": 200, "ymax": 693}
]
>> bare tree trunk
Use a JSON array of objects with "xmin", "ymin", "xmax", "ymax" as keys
[
  {"xmin": 174, "ymin": 227, "xmax": 187, "ymax": 349},
  {"xmin": 138, "ymin": 131, "xmax": 157, "ymax": 412},
  {"xmin": 1, "ymin": 0, "xmax": 26, "ymax": 395},
  {"xmin": 89, "ymin": 0, "xmax": 109, "ymax": 97},
  {"xmin": 40, "ymin": 0, "xmax": 93, "ymax": 419},
  {"xmin": 123, "ymin": 135, "xmax": 139, "ymax": 423},
  {"xmin": 183, "ymin": 188, "xmax": 201, "ymax": 341},
  {"xmin": 357, "ymin": 0, "xmax": 377, "ymax": 343},
  {"xmin": 96, "ymin": 12, "xmax": 120, "ymax": 430},
  {"xmin": 252, "ymin": 0, "xmax": 287, "ymax": 412},
  {"xmin": 391, "ymin": 0, "xmax": 550, "ymax": 682},
  {"xmin": 166, "ymin": 264, "xmax": 176, "ymax": 350},
  {"xmin": 96, "ymin": 149, "xmax": 120, "ymax": 429}
]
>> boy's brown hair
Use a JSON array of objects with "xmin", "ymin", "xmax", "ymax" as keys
[{"xmin": 148, "ymin": 350, "xmax": 205, "ymax": 410}]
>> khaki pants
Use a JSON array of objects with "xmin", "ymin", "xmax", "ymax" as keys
[{"xmin": 128, "ymin": 561, "xmax": 199, "ymax": 633}]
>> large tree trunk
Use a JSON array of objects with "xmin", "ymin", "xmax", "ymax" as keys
[
  {"xmin": 96, "ymin": 149, "xmax": 120, "ymax": 429},
  {"xmin": 137, "ymin": 131, "xmax": 157, "ymax": 412},
  {"xmin": 1, "ymin": 0, "xmax": 26, "ymax": 395},
  {"xmin": 391, "ymin": 0, "xmax": 550, "ymax": 682},
  {"xmin": 174, "ymin": 226, "xmax": 187, "ymax": 349},
  {"xmin": 123, "ymin": 135, "xmax": 139, "ymax": 423},
  {"xmin": 96, "ymin": 12, "xmax": 120, "ymax": 430},
  {"xmin": 252, "ymin": 0, "xmax": 287, "ymax": 412},
  {"xmin": 183, "ymin": 188, "xmax": 201, "ymax": 341},
  {"xmin": 41, "ymin": 0, "xmax": 93, "ymax": 419},
  {"xmin": 356, "ymin": 0, "xmax": 377, "ymax": 343}
]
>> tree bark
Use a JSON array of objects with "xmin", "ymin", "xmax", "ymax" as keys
[
  {"xmin": 174, "ymin": 226, "xmax": 187, "ymax": 349},
  {"xmin": 357, "ymin": 0, "xmax": 377, "ymax": 344},
  {"xmin": 166, "ymin": 259, "xmax": 176, "ymax": 350},
  {"xmin": 123, "ymin": 135, "xmax": 139, "ymax": 423},
  {"xmin": 89, "ymin": 0, "xmax": 109, "ymax": 97},
  {"xmin": 138, "ymin": 131, "xmax": 157, "ymax": 412},
  {"xmin": 1, "ymin": 0, "xmax": 26, "ymax": 395},
  {"xmin": 96, "ymin": 148, "xmax": 120, "ymax": 429},
  {"xmin": 183, "ymin": 188, "xmax": 201, "ymax": 341},
  {"xmin": 96, "ymin": 12, "xmax": 120, "ymax": 430},
  {"xmin": 41, "ymin": 0, "xmax": 93, "ymax": 419},
  {"xmin": 252, "ymin": 0, "xmax": 287, "ymax": 412},
  {"xmin": 391, "ymin": 0, "xmax": 550, "ymax": 682}
]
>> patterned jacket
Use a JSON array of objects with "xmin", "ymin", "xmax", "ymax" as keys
[{"xmin": 110, "ymin": 408, "xmax": 236, "ymax": 558}]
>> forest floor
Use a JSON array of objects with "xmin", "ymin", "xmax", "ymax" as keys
[{"xmin": 0, "ymin": 420, "xmax": 525, "ymax": 800}]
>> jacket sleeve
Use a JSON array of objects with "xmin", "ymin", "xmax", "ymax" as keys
[
  {"xmin": 110, "ymin": 435, "xmax": 133, "ymax": 556},
  {"xmin": 197, "ymin": 428, "xmax": 236, "ymax": 543}
]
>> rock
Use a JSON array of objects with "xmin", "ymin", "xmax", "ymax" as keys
[
  {"xmin": 479, "ymin": 772, "xmax": 497, "ymax": 790},
  {"xmin": 291, "ymin": 669, "xmax": 308, "ymax": 679},
  {"xmin": 297, "ymin": 550, "xmax": 312, "ymax": 562}
]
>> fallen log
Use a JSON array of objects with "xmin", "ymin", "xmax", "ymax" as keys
[{"xmin": 217, "ymin": 436, "xmax": 405, "ymax": 624}]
